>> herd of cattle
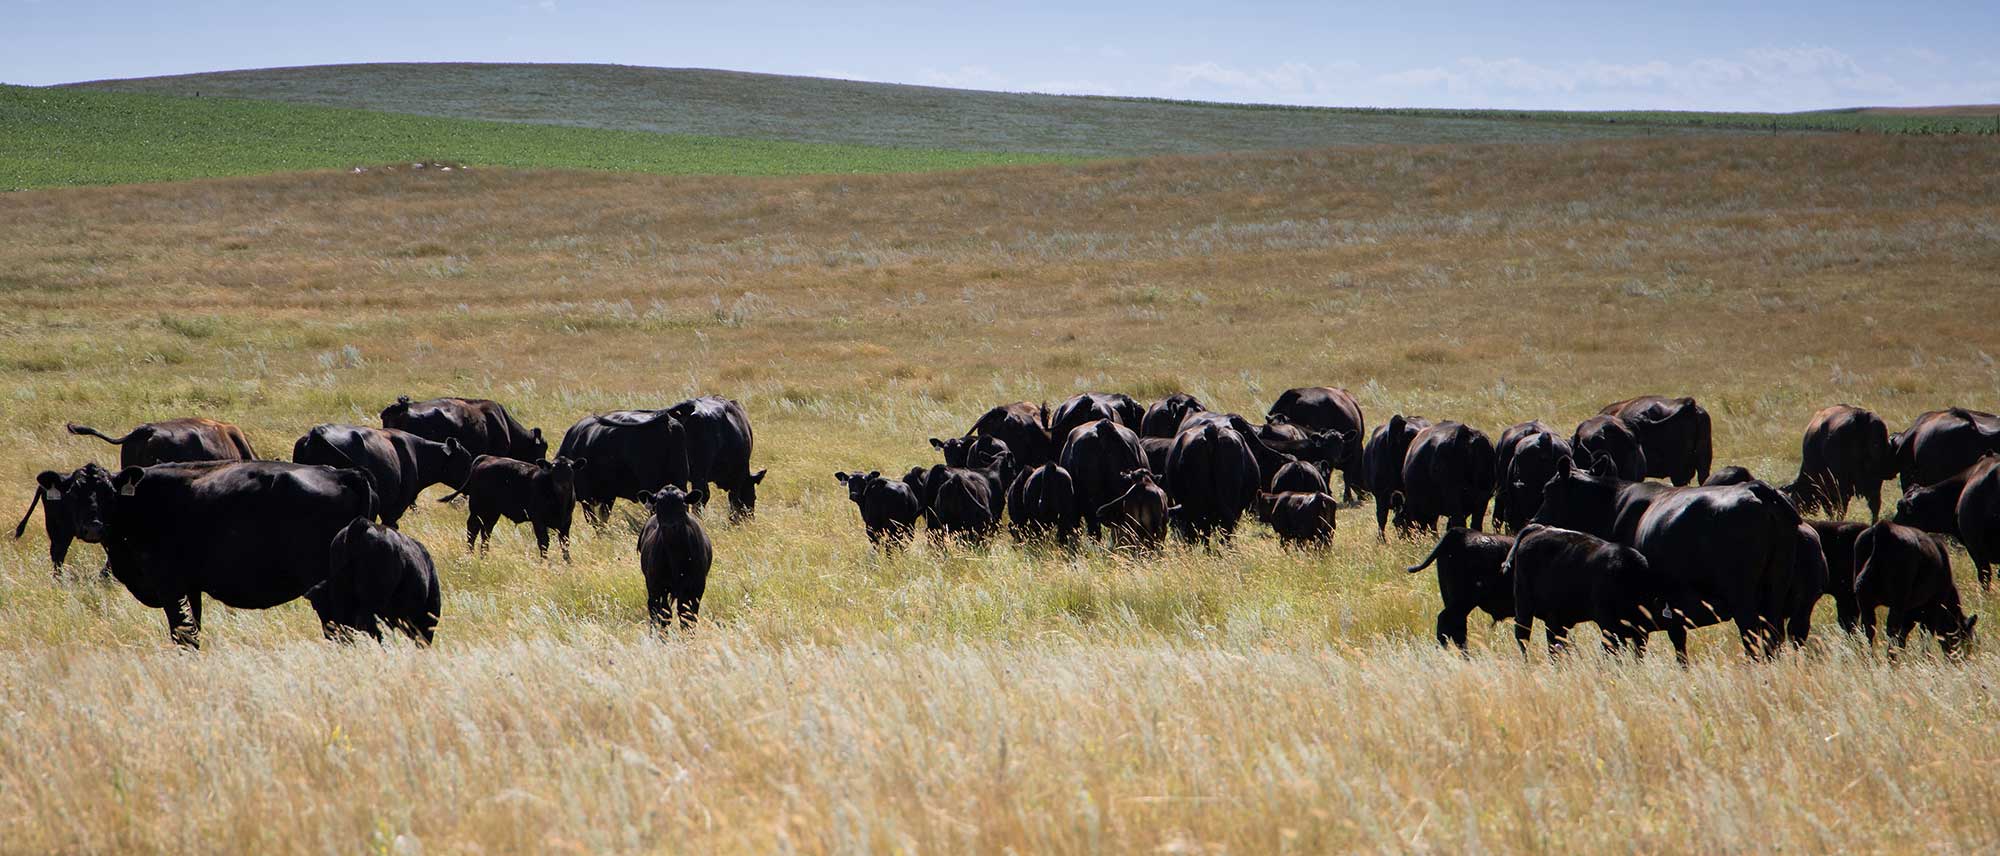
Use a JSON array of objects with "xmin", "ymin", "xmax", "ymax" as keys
[
  {"xmin": 840, "ymin": 389, "xmax": 2000, "ymax": 660},
  {"xmin": 15, "ymin": 396, "xmax": 759, "ymax": 646},
  {"xmin": 11, "ymin": 385, "xmax": 2000, "ymax": 660}
]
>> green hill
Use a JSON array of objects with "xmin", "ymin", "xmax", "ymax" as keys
[
  {"xmin": 69, "ymin": 63, "xmax": 1751, "ymax": 157},
  {"xmin": 0, "ymin": 84, "xmax": 1070, "ymax": 191}
]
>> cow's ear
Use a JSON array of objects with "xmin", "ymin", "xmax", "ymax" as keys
[
  {"xmin": 834, "ymin": 471, "xmax": 850, "ymax": 483},
  {"xmin": 569, "ymin": 457, "xmax": 587, "ymax": 471},
  {"xmin": 114, "ymin": 467, "xmax": 145, "ymax": 496},
  {"xmin": 749, "ymin": 469, "xmax": 767, "ymax": 484},
  {"xmin": 929, "ymin": 438, "xmax": 945, "ymax": 449},
  {"xmin": 636, "ymin": 490, "xmax": 655, "ymax": 506},
  {"xmin": 1590, "ymin": 454, "xmax": 1619, "ymax": 478},
  {"xmin": 36, "ymin": 470, "xmax": 64, "ymax": 502},
  {"xmin": 446, "ymin": 438, "xmax": 464, "ymax": 454},
  {"xmin": 531, "ymin": 427, "xmax": 543, "ymax": 441},
  {"xmin": 866, "ymin": 470, "xmax": 880, "ymax": 480},
  {"xmin": 396, "ymin": 395, "xmax": 411, "ymax": 406}
]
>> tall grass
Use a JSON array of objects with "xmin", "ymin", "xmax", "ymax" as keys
[{"xmin": 1, "ymin": 133, "xmax": 1999, "ymax": 850}]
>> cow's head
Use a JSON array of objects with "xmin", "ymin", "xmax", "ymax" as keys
[
  {"xmin": 638, "ymin": 485, "xmax": 696, "ymax": 521},
  {"xmin": 380, "ymin": 395, "xmax": 413, "ymax": 428},
  {"xmin": 1938, "ymin": 611, "xmax": 1978, "ymax": 659},
  {"xmin": 521, "ymin": 427, "xmax": 549, "ymax": 463},
  {"xmin": 32, "ymin": 463, "xmax": 123, "ymax": 544},
  {"xmin": 541, "ymin": 456, "xmax": 585, "ymax": 502},
  {"xmin": 835, "ymin": 471, "xmax": 882, "ymax": 505},
  {"xmin": 440, "ymin": 438, "xmax": 476, "ymax": 489},
  {"xmin": 930, "ymin": 436, "xmax": 973, "ymax": 467}
]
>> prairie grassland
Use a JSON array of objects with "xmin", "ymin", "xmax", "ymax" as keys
[{"xmin": 3, "ymin": 133, "xmax": 2000, "ymax": 852}]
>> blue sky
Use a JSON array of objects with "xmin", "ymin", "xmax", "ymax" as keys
[{"xmin": 7, "ymin": 1, "xmax": 1997, "ymax": 110}]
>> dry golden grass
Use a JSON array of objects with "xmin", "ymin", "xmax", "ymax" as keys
[{"xmin": 3, "ymin": 134, "xmax": 2000, "ymax": 852}]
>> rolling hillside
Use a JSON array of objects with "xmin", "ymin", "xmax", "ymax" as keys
[{"xmin": 69, "ymin": 62, "xmax": 1744, "ymax": 156}]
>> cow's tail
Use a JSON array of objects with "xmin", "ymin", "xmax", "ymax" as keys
[
  {"xmin": 1406, "ymin": 529, "xmax": 1458, "ymax": 573},
  {"xmin": 66, "ymin": 423, "xmax": 139, "ymax": 445},
  {"xmin": 13, "ymin": 487, "xmax": 42, "ymax": 538}
]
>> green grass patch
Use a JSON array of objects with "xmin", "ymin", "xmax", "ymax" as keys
[{"xmin": 0, "ymin": 84, "xmax": 1076, "ymax": 190}]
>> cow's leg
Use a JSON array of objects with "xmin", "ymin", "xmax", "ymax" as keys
[
  {"xmin": 165, "ymin": 593, "xmax": 201, "ymax": 649},
  {"xmin": 532, "ymin": 522, "xmax": 551, "ymax": 558},
  {"xmin": 1834, "ymin": 593, "xmax": 1860, "ymax": 635},
  {"xmin": 48, "ymin": 532, "xmax": 73, "ymax": 581},
  {"xmin": 1667, "ymin": 625, "xmax": 1690, "ymax": 666},
  {"xmin": 464, "ymin": 513, "xmax": 480, "ymax": 552},
  {"xmin": 1440, "ymin": 608, "xmax": 1472, "ymax": 648},
  {"xmin": 1886, "ymin": 609, "xmax": 1916, "ymax": 660},
  {"xmin": 1862, "ymin": 480, "xmax": 1882, "ymax": 523},
  {"xmin": 1514, "ymin": 614, "xmax": 1534, "ymax": 657},
  {"xmin": 1788, "ymin": 605, "xmax": 1814, "ymax": 649},
  {"xmin": 1859, "ymin": 603, "xmax": 1878, "ymax": 647},
  {"xmin": 1472, "ymin": 497, "xmax": 1490, "ymax": 532},
  {"xmin": 557, "ymin": 525, "xmax": 572, "ymax": 563}
]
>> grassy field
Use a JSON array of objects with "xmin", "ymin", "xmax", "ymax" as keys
[
  {"xmin": 69, "ymin": 63, "xmax": 1755, "ymax": 156},
  {"xmin": 3, "ymin": 133, "xmax": 2000, "ymax": 851},
  {"xmin": 0, "ymin": 85, "xmax": 1070, "ymax": 190}
]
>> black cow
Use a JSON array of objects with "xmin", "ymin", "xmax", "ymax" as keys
[
  {"xmin": 380, "ymin": 396, "xmax": 546, "ymax": 462},
  {"xmin": 1783, "ymin": 404, "xmax": 1894, "ymax": 520},
  {"xmin": 1600, "ymin": 395, "xmax": 1713, "ymax": 486},
  {"xmin": 665, "ymin": 396, "xmax": 766, "ymax": 519},
  {"xmin": 439, "ymin": 455, "xmax": 589, "ymax": 560},
  {"xmin": 15, "ymin": 462, "xmax": 119, "ymax": 576},
  {"xmin": 1854, "ymin": 521, "xmax": 1977, "ymax": 657},
  {"xmin": 1890, "ymin": 408, "xmax": 2000, "ymax": 491},
  {"xmin": 1407, "ymin": 528, "xmax": 1516, "ymax": 650},
  {"xmin": 1703, "ymin": 466, "xmax": 1756, "ymax": 486},
  {"xmin": 1096, "ymin": 470, "xmax": 1171, "ymax": 550},
  {"xmin": 1266, "ymin": 387, "xmax": 1367, "ymax": 501},
  {"xmin": 1164, "ymin": 418, "xmax": 1260, "ymax": 543},
  {"xmin": 1137, "ymin": 436, "xmax": 1175, "ymax": 478},
  {"xmin": 1954, "ymin": 456, "xmax": 2000, "ymax": 589},
  {"xmin": 1256, "ymin": 490, "xmax": 1337, "ymax": 547},
  {"xmin": 1492, "ymin": 423, "xmax": 1572, "ymax": 533},
  {"xmin": 967, "ymin": 401, "xmax": 1053, "ymax": 468},
  {"xmin": 1506, "ymin": 524, "xmax": 1674, "ymax": 657},
  {"xmin": 293, "ymin": 424, "xmax": 473, "ymax": 528},
  {"xmin": 637, "ymin": 486, "xmax": 714, "ymax": 630},
  {"xmin": 1049, "ymin": 393, "xmax": 1145, "ymax": 442},
  {"xmin": 1810, "ymin": 520, "xmax": 1868, "ymax": 633},
  {"xmin": 1788, "ymin": 523, "xmax": 1830, "ymax": 648},
  {"xmin": 1142, "ymin": 393, "xmax": 1206, "ymax": 438},
  {"xmin": 304, "ymin": 518, "xmax": 440, "ymax": 645},
  {"xmin": 834, "ymin": 471, "xmax": 921, "ymax": 550},
  {"xmin": 1571, "ymin": 415, "xmax": 1648, "ymax": 483},
  {"xmin": 1631, "ymin": 481, "xmax": 1802, "ymax": 660},
  {"xmin": 1006, "ymin": 462, "xmax": 1080, "ymax": 545},
  {"xmin": 1364, "ymin": 414, "xmax": 1429, "ymax": 537},
  {"xmin": 931, "ymin": 435, "xmax": 1017, "ymax": 487},
  {"xmin": 1269, "ymin": 460, "xmax": 1331, "ymax": 495},
  {"xmin": 66, "ymin": 418, "xmax": 259, "ymax": 467},
  {"xmin": 1060, "ymin": 419, "xmax": 1148, "ymax": 539},
  {"xmin": 53, "ymin": 461, "xmax": 376, "ymax": 647},
  {"xmin": 557, "ymin": 409, "xmax": 690, "ymax": 526},
  {"xmin": 1529, "ymin": 456, "xmax": 1681, "ymax": 545},
  {"xmin": 1394, "ymin": 421, "xmax": 1496, "ymax": 534},
  {"xmin": 917, "ymin": 462, "xmax": 1003, "ymax": 542},
  {"xmin": 1894, "ymin": 464, "xmax": 1973, "ymax": 538}
]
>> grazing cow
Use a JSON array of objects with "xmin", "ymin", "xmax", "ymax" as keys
[
  {"xmin": 1954, "ymin": 456, "xmax": 2000, "ymax": 589},
  {"xmin": 1506, "ymin": 524, "xmax": 1674, "ymax": 657},
  {"xmin": 303, "ymin": 518, "xmax": 440, "ymax": 645},
  {"xmin": 1631, "ymin": 481, "xmax": 1802, "ymax": 660},
  {"xmin": 1893, "ymin": 465, "xmax": 1973, "ymax": 538},
  {"xmin": 292, "ymin": 424, "xmax": 473, "ymax": 528},
  {"xmin": 1783, "ymin": 404, "xmax": 1894, "ymax": 520},
  {"xmin": 1529, "ymin": 456, "xmax": 1681, "ymax": 545},
  {"xmin": 1787, "ymin": 523, "xmax": 1830, "ymax": 647},
  {"xmin": 1266, "ymin": 387, "xmax": 1367, "ymax": 501},
  {"xmin": 1049, "ymin": 393, "xmax": 1146, "ymax": 442},
  {"xmin": 834, "ymin": 471, "xmax": 921, "ymax": 549},
  {"xmin": 1599, "ymin": 396, "xmax": 1713, "ymax": 486},
  {"xmin": 1703, "ymin": 466, "xmax": 1756, "ymax": 486},
  {"xmin": 1364, "ymin": 414, "xmax": 1429, "ymax": 537},
  {"xmin": 1854, "ymin": 521, "xmax": 1977, "ymax": 657},
  {"xmin": 1095, "ymin": 470, "xmax": 1172, "ymax": 550},
  {"xmin": 1060, "ymin": 419, "xmax": 1148, "ymax": 539},
  {"xmin": 1890, "ymin": 408, "xmax": 2000, "ymax": 491},
  {"xmin": 1571, "ymin": 415, "xmax": 1648, "ymax": 483},
  {"xmin": 1492, "ymin": 424, "xmax": 1572, "ymax": 532},
  {"xmin": 664, "ymin": 397, "xmax": 765, "ymax": 519},
  {"xmin": 1142, "ymin": 393, "xmax": 1206, "ymax": 438},
  {"xmin": 637, "ymin": 486, "xmax": 714, "ymax": 630},
  {"xmin": 54, "ymin": 461, "xmax": 376, "ymax": 647},
  {"xmin": 1407, "ymin": 528, "xmax": 1517, "ymax": 649},
  {"xmin": 1164, "ymin": 419, "xmax": 1260, "ymax": 543},
  {"xmin": 557, "ymin": 409, "xmax": 690, "ymax": 526},
  {"xmin": 1394, "ymin": 421, "xmax": 1497, "ymax": 534},
  {"xmin": 1006, "ymin": 462, "xmax": 1080, "ymax": 545},
  {"xmin": 66, "ymin": 418, "xmax": 258, "ymax": 467},
  {"xmin": 380, "ymin": 396, "xmax": 546, "ymax": 462},
  {"xmin": 917, "ymin": 462, "xmax": 1003, "ymax": 542},
  {"xmin": 967, "ymin": 401, "xmax": 1054, "ymax": 467},
  {"xmin": 1810, "ymin": 520, "xmax": 1868, "ymax": 633},
  {"xmin": 439, "ymin": 456, "xmax": 589, "ymax": 560},
  {"xmin": 1137, "ymin": 436, "xmax": 1175, "ymax": 478},
  {"xmin": 1256, "ymin": 490, "xmax": 1338, "ymax": 547},
  {"xmin": 15, "ymin": 463, "xmax": 119, "ymax": 575},
  {"xmin": 1269, "ymin": 459, "xmax": 1331, "ymax": 495}
]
